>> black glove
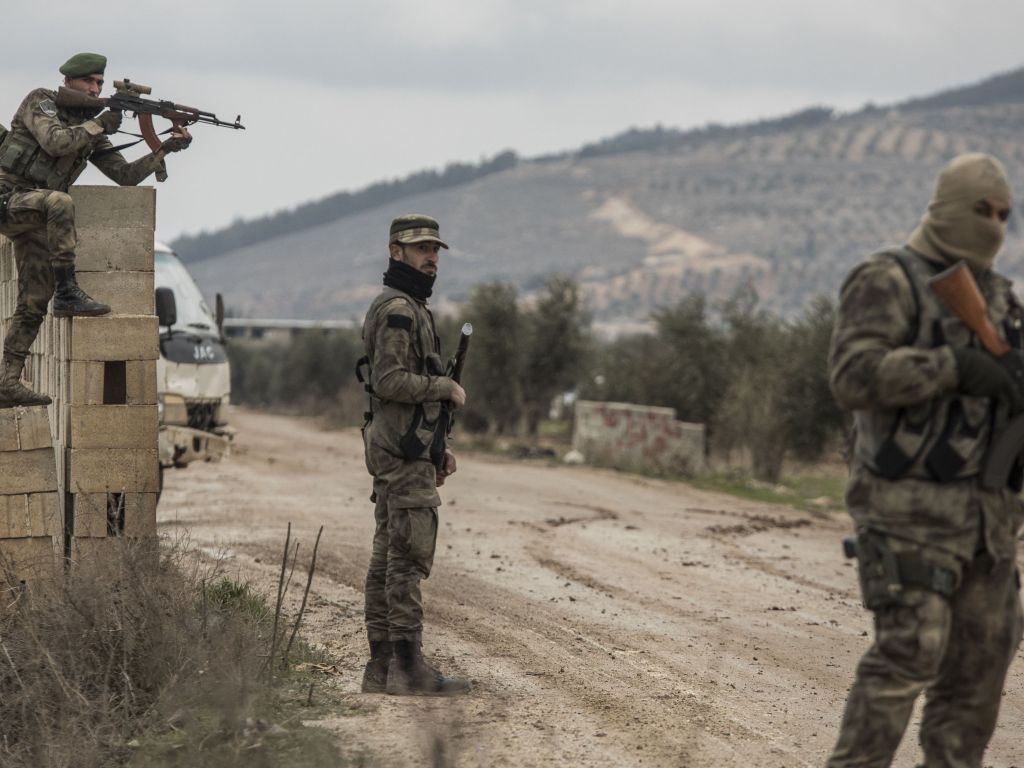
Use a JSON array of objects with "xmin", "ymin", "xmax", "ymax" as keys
[
  {"xmin": 160, "ymin": 135, "xmax": 192, "ymax": 153},
  {"xmin": 954, "ymin": 347, "xmax": 1024, "ymax": 412},
  {"xmin": 96, "ymin": 110, "xmax": 122, "ymax": 135}
]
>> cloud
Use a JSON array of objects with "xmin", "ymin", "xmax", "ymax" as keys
[{"xmin": 2, "ymin": 0, "xmax": 1023, "ymax": 240}]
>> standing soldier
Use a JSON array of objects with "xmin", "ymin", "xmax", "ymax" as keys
[
  {"xmin": 827, "ymin": 153, "xmax": 1024, "ymax": 766},
  {"xmin": 0, "ymin": 52, "xmax": 192, "ymax": 407},
  {"xmin": 358, "ymin": 214, "xmax": 471, "ymax": 696}
]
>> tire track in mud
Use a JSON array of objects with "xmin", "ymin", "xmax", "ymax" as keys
[{"xmin": 302, "ymin": 528, "xmax": 832, "ymax": 766}]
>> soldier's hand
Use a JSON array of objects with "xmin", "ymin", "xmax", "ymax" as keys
[
  {"xmin": 96, "ymin": 110, "xmax": 122, "ymax": 134},
  {"xmin": 954, "ymin": 347, "xmax": 1024, "ymax": 411},
  {"xmin": 161, "ymin": 126, "xmax": 193, "ymax": 154},
  {"xmin": 449, "ymin": 381, "xmax": 466, "ymax": 410},
  {"xmin": 435, "ymin": 449, "xmax": 457, "ymax": 487}
]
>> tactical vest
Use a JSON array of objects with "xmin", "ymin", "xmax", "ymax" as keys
[
  {"xmin": 0, "ymin": 90, "xmax": 93, "ymax": 192},
  {"xmin": 853, "ymin": 248, "xmax": 1024, "ymax": 482},
  {"xmin": 357, "ymin": 287, "xmax": 447, "ymax": 465}
]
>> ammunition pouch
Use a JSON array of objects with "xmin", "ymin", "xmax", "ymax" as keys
[
  {"xmin": 844, "ymin": 530, "xmax": 958, "ymax": 609},
  {"xmin": 0, "ymin": 129, "xmax": 89, "ymax": 191},
  {"xmin": 357, "ymin": 351, "xmax": 448, "ymax": 464}
]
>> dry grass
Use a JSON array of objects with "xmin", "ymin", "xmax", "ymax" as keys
[{"xmin": 0, "ymin": 535, "xmax": 342, "ymax": 768}]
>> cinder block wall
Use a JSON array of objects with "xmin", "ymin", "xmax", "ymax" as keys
[
  {"xmin": 572, "ymin": 400, "xmax": 705, "ymax": 477},
  {"xmin": 0, "ymin": 186, "xmax": 159, "ymax": 573}
]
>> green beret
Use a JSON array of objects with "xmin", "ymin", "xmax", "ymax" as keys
[
  {"xmin": 59, "ymin": 53, "xmax": 107, "ymax": 78},
  {"xmin": 389, "ymin": 214, "xmax": 449, "ymax": 249}
]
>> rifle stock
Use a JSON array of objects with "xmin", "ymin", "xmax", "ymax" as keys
[{"xmin": 928, "ymin": 261, "xmax": 1010, "ymax": 356}]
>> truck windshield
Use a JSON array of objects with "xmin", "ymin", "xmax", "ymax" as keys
[{"xmin": 154, "ymin": 245, "xmax": 218, "ymax": 331}]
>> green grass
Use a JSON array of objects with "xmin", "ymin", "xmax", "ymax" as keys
[
  {"xmin": 205, "ymin": 577, "xmax": 273, "ymax": 623},
  {"xmin": 690, "ymin": 469, "xmax": 848, "ymax": 512}
]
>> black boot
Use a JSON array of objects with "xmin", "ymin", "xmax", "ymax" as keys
[
  {"xmin": 52, "ymin": 265, "xmax": 110, "ymax": 317},
  {"xmin": 360, "ymin": 639, "xmax": 393, "ymax": 693},
  {"xmin": 385, "ymin": 639, "xmax": 471, "ymax": 696},
  {"xmin": 0, "ymin": 353, "xmax": 51, "ymax": 408}
]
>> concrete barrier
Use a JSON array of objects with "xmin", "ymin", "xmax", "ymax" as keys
[
  {"xmin": 572, "ymin": 399, "xmax": 705, "ymax": 477},
  {"xmin": 0, "ymin": 186, "xmax": 158, "ymax": 583}
]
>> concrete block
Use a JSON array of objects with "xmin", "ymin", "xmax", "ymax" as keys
[
  {"xmin": 0, "ymin": 409, "xmax": 18, "ymax": 451},
  {"xmin": 123, "ymin": 493, "xmax": 157, "ymax": 537},
  {"xmin": 70, "ymin": 535, "xmax": 116, "ymax": 564},
  {"xmin": 70, "ymin": 492, "xmax": 109, "ymax": 537},
  {"xmin": 69, "ymin": 360, "xmax": 156, "ymax": 406},
  {"xmin": 75, "ymin": 227, "xmax": 155, "ymax": 272},
  {"xmin": 0, "ymin": 495, "xmax": 27, "ymax": 538},
  {"xmin": 74, "ymin": 491, "xmax": 157, "ymax": 538},
  {"xmin": 68, "ymin": 448, "xmax": 159, "ymax": 493},
  {"xmin": 70, "ymin": 315, "xmax": 159, "ymax": 361},
  {"xmin": 75, "ymin": 271, "xmax": 155, "ymax": 316},
  {"xmin": 16, "ymin": 406, "xmax": 52, "ymax": 451},
  {"xmin": 0, "ymin": 536, "xmax": 60, "ymax": 586},
  {"xmin": 70, "ymin": 405, "xmax": 158, "ymax": 450},
  {"xmin": 0, "ymin": 448, "xmax": 58, "ymax": 494},
  {"xmin": 26, "ymin": 493, "xmax": 60, "ymax": 538},
  {"xmin": 69, "ymin": 186, "xmax": 155, "ymax": 230}
]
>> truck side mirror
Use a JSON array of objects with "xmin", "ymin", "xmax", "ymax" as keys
[
  {"xmin": 215, "ymin": 293, "xmax": 225, "ymax": 336},
  {"xmin": 156, "ymin": 287, "xmax": 177, "ymax": 328}
]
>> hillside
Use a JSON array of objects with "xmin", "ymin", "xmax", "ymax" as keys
[{"xmin": 179, "ymin": 67, "xmax": 1024, "ymax": 325}]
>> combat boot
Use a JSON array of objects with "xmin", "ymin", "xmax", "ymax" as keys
[
  {"xmin": 360, "ymin": 639, "xmax": 393, "ymax": 693},
  {"xmin": 385, "ymin": 639, "xmax": 472, "ymax": 696},
  {"xmin": 0, "ymin": 353, "xmax": 51, "ymax": 408},
  {"xmin": 52, "ymin": 265, "xmax": 110, "ymax": 317}
]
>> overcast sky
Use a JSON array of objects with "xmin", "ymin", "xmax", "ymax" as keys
[{"xmin": 4, "ymin": 1, "xmax": 1023, "ymax": 242}]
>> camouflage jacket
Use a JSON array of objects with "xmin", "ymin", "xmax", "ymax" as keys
[
  {"xmin": 361, "ymin": 286, "xmax": 454, "ymax": 467},
  {"xmin": 0, "ymin": 88, "xmax": 164, "ymax": 193},
  {"xmin": 829, "ymin": 246, "xmax": 1024, "ymax": 562}
]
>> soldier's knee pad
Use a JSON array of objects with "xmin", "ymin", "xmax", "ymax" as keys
[
  {"xmin": 875, "ymin": 590, "xmax": 949, "ymax": 679},
  {"xmin": 44, "ymin": 191, "xmax": 74, "ymax": 214}
]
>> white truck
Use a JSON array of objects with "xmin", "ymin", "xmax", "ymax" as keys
[{"xmin": 154, "ymin": 241, "xmax": 234, "ymax": 494}]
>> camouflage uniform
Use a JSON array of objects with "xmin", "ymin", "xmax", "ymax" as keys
[
  {"xmin": 0, "ymin": 87, "xmax": 164, "ymax": 359},
  {"xmin": 827, "ymin": 155, "xmax": 1024, "ymax": 767},
  {"xmin": 361, "ymin": 278, "xmax": 453, "ymax": 643}
]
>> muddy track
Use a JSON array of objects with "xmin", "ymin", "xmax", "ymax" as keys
[{"xmin": 159, "ymin": 409, "xmax": 1024, "ymax": 767}]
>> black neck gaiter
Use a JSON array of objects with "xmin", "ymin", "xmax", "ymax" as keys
[{"xmin": 383, "ymin": 258, "xmax": 434, "ymax": 301}]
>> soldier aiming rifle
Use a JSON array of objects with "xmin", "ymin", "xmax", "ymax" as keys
[{"xmin": 0, "ymin": 52, "xmax": 243, "ymax": 408}]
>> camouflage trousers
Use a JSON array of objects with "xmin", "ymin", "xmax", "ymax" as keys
[
  {"xmin": 0, "ymin": 188, "xmax": 78, "ymax": 359},
  {"xmin": 363, "ymin": 449, "xmax": 440, "ymax": 643},
  {"xmin": 827, "ymin": 548, "xmax": 1023, "ymax": 768}
]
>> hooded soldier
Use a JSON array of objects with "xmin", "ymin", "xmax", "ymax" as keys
[{"xmin": 826, "ymin": 153, "xmax": 1024, "ymax": 767}]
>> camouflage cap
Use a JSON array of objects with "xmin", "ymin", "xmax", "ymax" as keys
[
  {"xmin": 59, "ymin": 53, "xmax": 107, "ymax": 78},
  {"xmin": 389, "ymin": 214, "xmax": 449, "ymax": 249}
]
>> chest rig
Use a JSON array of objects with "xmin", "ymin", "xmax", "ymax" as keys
[
  {"xmin": 854, "ymin": 248, "xmax": 1024, "ymax": 483},
  {"xmin": 0, "ymin": 90, "xmax": 94, "ymax": 191},
  {"xmin": 356, "ymin": 288, "xmax": 447, "ymax": 465}
]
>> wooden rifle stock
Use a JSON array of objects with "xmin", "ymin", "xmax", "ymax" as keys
[
  {"xmin": 928, "ymin": 261, "xmax": 1010, "ymax": 356},
  {"xmin": 54, "ymin": 86, "xmax": 108, "ymax": 112}
]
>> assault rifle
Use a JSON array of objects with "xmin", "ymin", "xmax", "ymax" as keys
[
  {"xmin": 432, "ymin": 323, "xmax": 473, "ymax": 477},
  {"xmin": 929, "ymin": 261, "xmax": 1024, "ymax": 488},
  {"xmin": 54, "ymin": 79, "xmax": 245, "ymax": 154}
]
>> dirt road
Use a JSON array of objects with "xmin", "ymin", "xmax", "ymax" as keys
[{"xmin": 159, "ymin": 409, "xmax": 1024, "ymax": 767}]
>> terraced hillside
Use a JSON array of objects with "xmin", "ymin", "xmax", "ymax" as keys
[{"xmin": 184, "ymin": 73, "xmax": 1024, "ymax": 326}]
